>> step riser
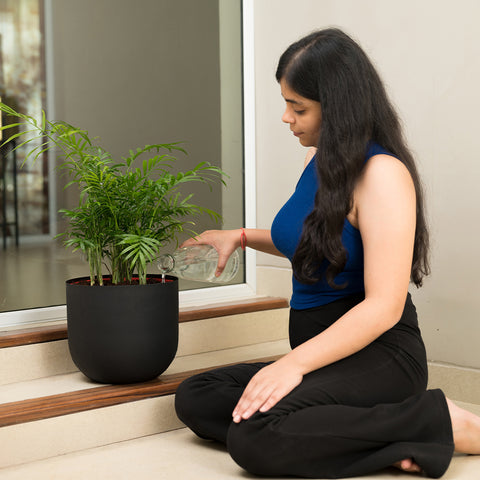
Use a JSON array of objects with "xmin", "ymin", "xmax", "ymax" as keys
[
  {"xmin": 0, "ymin": 341, "xmax": 76, "ymax": 386},
  {"xmin": 0, "ymin": 395, "xmax": 182, "ymax": 469},
  {"xmin": 0, "ymin": 308, "xmax": 289, "ymax": 386},
  {"xmin": 177, "ymin": 309, "xmax": 289, "ymax": 356}
]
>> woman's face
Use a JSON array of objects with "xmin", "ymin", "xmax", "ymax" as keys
[{"xmin": 280, "ymin": 79, "xmax": 322, "ymax": 147}]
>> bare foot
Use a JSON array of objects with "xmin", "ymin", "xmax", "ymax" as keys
[
  {"xmin": 393, "ymin": 458, "xmax": 422, "ymax": 473},
  {"xmin": 446, "ymin": 398, "xmax": 480, "ymax": 454}
]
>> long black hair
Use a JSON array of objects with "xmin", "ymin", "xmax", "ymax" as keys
[{"xmin": 276, "ymin": 28, "xmax": 429, "ymax": 288}]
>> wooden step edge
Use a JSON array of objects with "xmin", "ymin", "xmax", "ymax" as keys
[
  {"xmin": 180, "ymin": 296, "xmax": 289, "ymax": 322},
  {"xmin": 0, "ymin": 355, "xmax": 281, "ymax": 428},
  {"xmin": 0, "ymin": 297, "xmax": 289, "ymax": 349}
]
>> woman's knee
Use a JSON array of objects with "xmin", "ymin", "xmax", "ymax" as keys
[
  {"xmin": 174, "ymin": 375, "xmax": 199, "ymax": 425},
  {"xmin": 227, "ymin": 414, "xmax": 337, "ymax": 478},
  {"xmin": 175, "ymin": 370, "xmax": 240, "ymax": 443},
  {"xmin": 227, "ymin": 416, "xmax": 281, "ymax": 476}
]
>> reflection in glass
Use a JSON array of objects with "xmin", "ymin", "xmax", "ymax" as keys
[{"xmin": 0, "ymin": 0, "xmax": 48, "ymax": 236}]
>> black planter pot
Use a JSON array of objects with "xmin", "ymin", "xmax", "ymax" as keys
[{"xmin": 66, "ymin": 274, "xmax": 179, "ymax": 384}]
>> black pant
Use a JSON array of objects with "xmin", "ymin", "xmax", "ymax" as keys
[{"xmin": 175, "ymin": 293, "xmax": 454, "ymax": 478}]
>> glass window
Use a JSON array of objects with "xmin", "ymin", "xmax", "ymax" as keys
[{"xmin": 0, "ymin": 0, "xmax": 247, "ymax": 315}]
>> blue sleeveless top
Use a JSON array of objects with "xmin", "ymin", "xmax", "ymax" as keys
[{"xmin": 271, "ymin": 143, "xmax": 391, "ymax": 310}]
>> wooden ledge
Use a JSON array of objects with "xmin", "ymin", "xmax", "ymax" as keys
[
  {"xmin": 0, "ymin": 297, "xmax": 289, "ymax": 349},
  {"xmin": 0, "ymin": 355, "xmax": 281, "ymax": 428}
]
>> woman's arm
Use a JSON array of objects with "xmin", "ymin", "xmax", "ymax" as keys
[
  {"xmin": 232, "ymin": 154, "xmax": 417, "ymax": 422},
  {"xmin": 240, "ymin": 229, "xmax": 285, "ymax": 257},
  {"xmin": 181, "ymin": 228, "xmax": 284, "ymax": 276}
]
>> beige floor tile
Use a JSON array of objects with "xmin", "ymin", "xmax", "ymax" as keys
[{"xmin": 1, "ymin": 427, "xmax": 480, "ymax": 480}]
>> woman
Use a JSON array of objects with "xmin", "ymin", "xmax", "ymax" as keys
[{"xmin": 175, "ymin": 28, "xmax": 480, "ymax": 478}]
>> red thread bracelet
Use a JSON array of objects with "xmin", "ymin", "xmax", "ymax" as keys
[{"xmin": 240, "ymin": 228, "xmax": 247, "ymax": 250}]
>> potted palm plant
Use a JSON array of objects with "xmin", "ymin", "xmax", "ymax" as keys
[{"xmin": 0, "ymin": 102, "xmax": 225, "ymax": 384}]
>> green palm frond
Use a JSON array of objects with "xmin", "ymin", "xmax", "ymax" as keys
[{"xmin": 0, "ymin": 101, "xmax": 226, "ymax": 285}]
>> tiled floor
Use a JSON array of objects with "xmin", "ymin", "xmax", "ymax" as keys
[{"xmin": 1, "ymin": 426, "xmax": 480, "ymax": 480}]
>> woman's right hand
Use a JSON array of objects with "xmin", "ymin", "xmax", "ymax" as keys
[{"xmin": 180, "ymin": 229, "xmax": 243, "ymax": 277}]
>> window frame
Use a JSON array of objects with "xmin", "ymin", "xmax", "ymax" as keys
[{"xmin": 0, "ymin": 0, "xmax": 257, "ymax": 328}]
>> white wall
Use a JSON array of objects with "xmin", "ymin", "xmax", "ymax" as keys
[{"xmin": 253, "ymin": 0, "xmax": 480, "ymax": 368}]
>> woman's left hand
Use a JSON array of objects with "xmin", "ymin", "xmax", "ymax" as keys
[{"xmin": 232, "ymin": 359, "xmax": 303, "ymax": 423}]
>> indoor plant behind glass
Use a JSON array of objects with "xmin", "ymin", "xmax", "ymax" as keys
[{"xmin": 0, "ymin": 102, "xmax": 225, "ymax": 384}]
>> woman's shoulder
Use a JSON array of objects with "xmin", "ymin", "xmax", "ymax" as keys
[
  {"xmin": 349, "ymin": 153, "xmax": 414, "ymax": 228},
  {"xmin": 362, "ymin": 152, "xmax": 411, "ymax": 182},
  {"xmin": 356, "ymin": 153, "xmax": 415, "ymax": 208}
]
